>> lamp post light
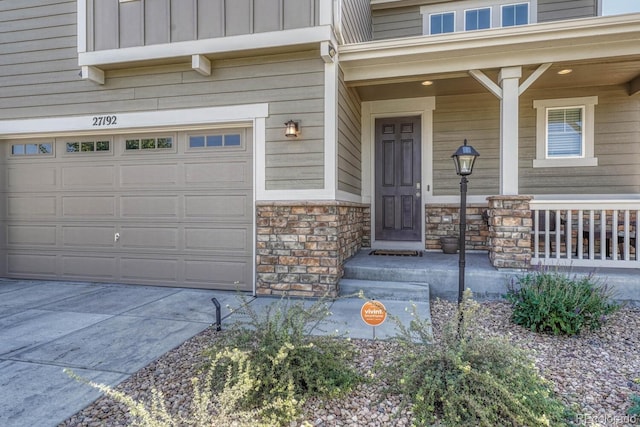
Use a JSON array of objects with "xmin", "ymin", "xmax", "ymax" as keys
[{"xmin": 451, "ymin": 139, "xmax": 480, "ymax": 318}]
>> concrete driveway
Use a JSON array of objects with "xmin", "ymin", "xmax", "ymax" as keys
[
  {"xmin": 0, "ymin": 278, "xmax": 430, "ymax": 427},
  {"xmin": 0, "ymin": 279, "xmax": 247, "ymax": 427}
]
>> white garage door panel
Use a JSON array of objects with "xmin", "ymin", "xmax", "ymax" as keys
[
  {"xmin": 2, "ymin": 129, "xmax": 253, "ymax": 291},
  {"xmin": 185, "ymin": 194, "xmax": 250, "ymax": 219},
  {"xmin": 8, "ymin": 254, "xmax": 57, "ymax": 275},
  {"xmin": 121, "ymin": 196, "xmax": 179, "ymax": 218},
  {"xmin": 8, "ymin": 225, "xmax": 56, "ymax": 246},
  {"xmin": 121, "ymin": 258, "xmax": 179, "ymax": 281},
  {"xmin": 62, "ymin": 165, "xmax": 115, "ymax": 188},
  {"xmin": 119, "ymin": 227, "xmax": 179, "ymax": 250},
  {"xmin": 62, "ymin": 196, "xmax": 116, "ymax": 217},
  {"xmin": 184, "ymin": 258, "xmax": 250, "ymax": 289},
  {"xmin": 120, "ymin": 164, "xmax": 179, "ymax": 187},
  {"xmin": 62, "ymin": 256, "xmax": 117, "ymax": 279},
  {"xmin": 185, "ymin": 227, "xmax": 249, "ymax": 252},
  {"xmin": 62, "ymin": 226, "xmax": 116, "ymax": 248},
  {"xmin": 7, "ymin": 196, "xmax": 57, "ymax": 218},
  {"xmin": 185, "ymin": 161, "xmax": 250, "ymax": 186},
  {"xmin": 7, "ymin": 166, "xmax": 57, "ymax": 190}
]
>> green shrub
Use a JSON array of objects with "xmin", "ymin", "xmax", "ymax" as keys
[
  {"xmin": 629, "ymin": 393, "xmax": 640, "ymax": 417},
  {"xmin": 204, "ymin": 295, "xmax": 360, "ymax": 425},
  {"xmin": 505, "ymin": 268, "xmax": 619, "ymax": 336},
  {"xmin": 385, "ymin": 291, "xmax": 572, "ymax": 427},
  {"xmin": 65, "ymin": 348, "xmax": 286, "ymax": 427}
]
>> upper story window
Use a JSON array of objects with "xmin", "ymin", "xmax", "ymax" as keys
[
  {"xmin": 429, "ymin": 12, "xmax": 455, "ymax": 35},
  {"xmin": 422, "ymin": 1, "xmax": 536, "ymax": 35},
  {"xmin": 502, "ymin": 3, "xmax": 529, "ymax": 26},
  {"xmin": 533, "ymin": 97, "xmax": 598, "ymax": 168},
  {"xmin": 465, "ymin": 8, "xmax": 491, "ymax": 31}
]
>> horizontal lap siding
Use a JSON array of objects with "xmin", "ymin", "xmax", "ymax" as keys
[
  {"xmin": 372, "ymin": 6, "xmax": 422, "ymax": 41},
  {"xmin": 0, "ymin": 3, "xmax": 326, "ymax": 191},
  {"xmin": 432, "ymin": 93, "xmax": 501, "ymax": 196},
  {"xmin": 537, "ymin": 0, "xmax": 597, "ymax": 22},
  {"xmin": 341, "ymin": 0, "xmax": 372, "ymax": 44},
  {"xmin": 434, "ymin": 86, "xmax": 639, "ymax": 196},
  {"xmin": 337, "ymin": 67, "xmax": 362, "ymax": 196},
  {"xmin": 520, "ymin": 86, "xmax": 640, "ymax": 195}
]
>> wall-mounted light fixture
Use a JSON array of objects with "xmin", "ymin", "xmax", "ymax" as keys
[{"xmin": 285, "ymin": 120, "xmax": 300, "ymax": 138}]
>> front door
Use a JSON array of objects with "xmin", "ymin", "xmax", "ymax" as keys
[{"xmin": 375, "ymin": 116, "xmax": 422, "ymax": 241}]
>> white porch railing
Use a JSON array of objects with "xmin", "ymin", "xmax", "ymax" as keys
[{"xmin": 529, "ymin": 200, "xmax": 639, "ymax": 268}]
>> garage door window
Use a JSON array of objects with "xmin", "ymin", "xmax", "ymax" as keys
[
  {"xmin": 66, "ymin": 140, "xmax": 111, "ymax": 153},
  {"xmin": 188, "ymin": 133, "xmax": 242, "ymax": 149},
  {"xmin": 11, "ymin": 142, "xmax": 53, "ymax": 156},
  {"xmin": 126, "ymin": 137, "xmax": 173, "ymax": 150}
]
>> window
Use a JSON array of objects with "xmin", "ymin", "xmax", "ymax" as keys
[
  {"xmin": 188, "ymin": 133, "xmax": 242, "ymax": 149},
  {"xmin": 11, "ymin": 142, "xmax": 53, "ymax": 156},
  {"xmin": 465, "ymin": 8, "xmax": 491, "ymax": 31},
  {"xmin": 533, "ymin": 97, "xmax": 598, "ymax": 167},
  {"xmin": 66, "ymin": 140, "xmax": 110, "ymax": 153},
  {"xmin": 125, "ymin": 136, "xmax": 173, "ymax": 150},
  {"xmin": 429, "ymin": 12, "xmax": 455, "ymax": 35},
  {"xmin": 502, "ymin": 3, "xmax": 529, "ymax": 26}
]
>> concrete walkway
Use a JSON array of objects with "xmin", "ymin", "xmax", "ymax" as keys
[{"xmin": 0, "ymin": 279, "xmax": 427, "ymax": 427}]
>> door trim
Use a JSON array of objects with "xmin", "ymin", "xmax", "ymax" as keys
[{"xmin": 362, "ymin": 97, "xmax": 436, "ymax": 250}]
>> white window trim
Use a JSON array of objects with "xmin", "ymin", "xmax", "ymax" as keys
[
  {"xmin": 464, "ymin": 7, "xmax": 492, "ymax": 31},
  {"xmin": 501, "ymin": 2, "xmax": 530, "ymax": 27},
  {"xmin": 533, "ymin": 96, "xmax": 598, "ymax": 168},
  {"xmin": 428, "ymin": 11, "xmax": 456, "ymax": 35}
]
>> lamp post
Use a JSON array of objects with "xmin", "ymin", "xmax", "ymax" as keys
[{"xmin": 451, "ymin": 139, "xmax": 480, "ymax": 313}]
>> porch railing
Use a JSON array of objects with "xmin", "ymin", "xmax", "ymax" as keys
[{"xmin": 529, "ymin": 200, "xmax": 639, "ymax": 268}]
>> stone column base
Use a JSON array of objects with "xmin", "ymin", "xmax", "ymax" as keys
[{"xmin": 487, "ymin": 195, "xmax": 532, "ymax": 269}]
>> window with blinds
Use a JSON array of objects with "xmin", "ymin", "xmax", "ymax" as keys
[{"xmin": 546, "ymin": 107, "xmax": 583, "ymax": 158}]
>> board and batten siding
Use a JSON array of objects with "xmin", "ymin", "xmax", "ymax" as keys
[
  {"xmin": 89, "ymin": 0, "xmax": 322, "ymax": 51},
  {"xmin": 431, "ymin": 85, "xmax": 640, "ymax": 196},
  {"xmin": 340, "ymin": 0, "xmax": 372, "ymax": 44},
  {"xmin": 0, "ymin": 1, "xmax": 326, "ymax": 191},
  {"xmin": 372, "ymin": 6, "xmax": 422, "ymax": 40},
  {"xmin": 537, "ymin": 0, "xmax": 598, "ymax": 22},
  {"xmin": 337, "ymin": 67, "xmax": 362, "ymax": 196}
]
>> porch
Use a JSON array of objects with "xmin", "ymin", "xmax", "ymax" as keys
[{"xmin": 340, "ymin": 249, "xmax": 640, "ymax": 306}]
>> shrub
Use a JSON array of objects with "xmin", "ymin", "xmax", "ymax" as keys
[
  {"xmin": 203, "ymin": 295, "xmax": 360, "ymax": 425},
  {"xmin": 385, "ymin": 291, "xmax": 572, "ymax": 426},
  {"xmin": 65, "ymin": 348, "xmax": 286, "ymax": 427},
  {"xmin": 506, "ymin": 268, "xmax": 619, "ymax": 335},
  {"xmin": 629, "ymin": 394, "xmax": 640, "ymax": 417}
]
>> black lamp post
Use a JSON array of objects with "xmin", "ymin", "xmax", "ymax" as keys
[{"xmin": 451, "ymin": 139, "xmax": 480, "ymax": 308}]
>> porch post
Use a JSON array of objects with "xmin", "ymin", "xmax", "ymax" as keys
[
  {"xmin": 487, "ymin": 195, "xmax": 532, "ymax": 270},
  {"xmin": 498, "ymin": 67, "xmax": 522, "ymax": 196}
]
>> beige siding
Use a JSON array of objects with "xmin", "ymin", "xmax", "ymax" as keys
[
  {"xmin": 89, "ymin": 0, "xmax": 321, "ymax": 50},
  {"xmin": 0, "ymin": 1, "xmax": 325, "ymax": 190},
  {"xmin": 520, "ymin": 86, "xmax": 640, "ymax": 195},
  {"xmin": 433, "ymin": 86, "xmax": 640, "ymax": 196},
  {"xmin": 432, "ymin": 93, "xmax": 501, "ymax": 196},
  {"xmin": 538, "ymin": 0, "xmax": 598, "ymax": 22},
  {"xmin": 372, "ymin": 6, "xmax": 422, "ymax": 40},
  {"xmin": 341, "ymin": 0, "xmax": 372, "ymax": 44},
  {"xmin": 337, "ymin": 67, "xmax": 362, "ymax": 195}
]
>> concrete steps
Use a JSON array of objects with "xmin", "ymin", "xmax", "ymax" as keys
[{"xmin": 339, "ymin": 278, "xmax": 430, "ymax": 301}]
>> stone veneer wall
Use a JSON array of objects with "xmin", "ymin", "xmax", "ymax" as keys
[
  {"xmin": 487, "ymin": 195, "xmax": 533, "ymax": 269},
  {"xmin": 425, "ymin": 204, "xmax": 490, "ymax": 251},
  {"xmin": 256, "ymin": 202, "xmax": 369, "ymax": 297}
]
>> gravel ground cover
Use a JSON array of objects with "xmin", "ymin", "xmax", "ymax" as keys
[{"xmin": 61, "ymin": 300, "xmax": 640, "ymax": 427}]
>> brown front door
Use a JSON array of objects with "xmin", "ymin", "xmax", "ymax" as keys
[{"xmin": 375, "ymin": 116, "xmax": 422, "ymax": 241}]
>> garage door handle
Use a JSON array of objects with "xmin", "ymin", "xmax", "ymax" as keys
[{"xmin": 114, "ymin": 233, "xmax": 120, "ymax": 242}]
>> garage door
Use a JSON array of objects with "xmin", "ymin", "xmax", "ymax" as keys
[{"xmin": 1, "ymin": 128, "xmax": 253, "ymax": 291}]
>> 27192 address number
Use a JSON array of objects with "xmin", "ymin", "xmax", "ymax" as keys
[{"xmin": 92, "ymin": 115, "xmax": 117, "ymax": 126}]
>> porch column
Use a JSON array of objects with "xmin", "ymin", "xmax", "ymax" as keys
[
  {"xmin": 498, "ymin": 67, "xmax": 521, "ymax": 195},
  {"xmin": 487, "ymin": 195, "xmax": 532, "ymax": 270}
]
